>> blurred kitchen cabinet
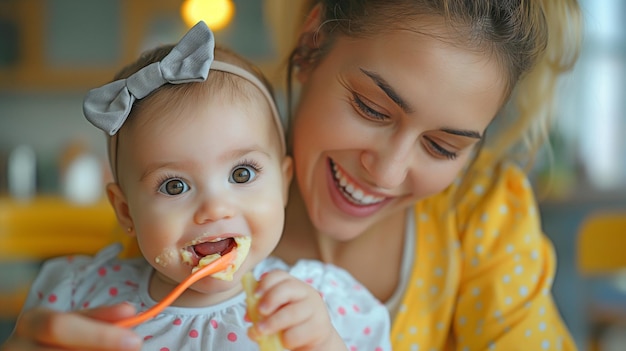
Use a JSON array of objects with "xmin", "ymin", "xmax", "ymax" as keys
[{"xmin": 0, "ymin": 0, "xmax": 183, "ymax": 90}]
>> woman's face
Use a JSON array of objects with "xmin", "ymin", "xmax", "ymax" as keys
[{"xmin": 292, "ymin": 22, "xmax": 506, "ymax": 240}]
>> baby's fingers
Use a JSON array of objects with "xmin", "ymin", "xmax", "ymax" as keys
[{"xmin": 256, "ymin": 272, "xmax": 310, "ymax": 316}]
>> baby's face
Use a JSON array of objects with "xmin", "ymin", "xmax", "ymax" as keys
[{"xmin": 113, "ymin": 86, "xmax": 291, "ymax": 301}]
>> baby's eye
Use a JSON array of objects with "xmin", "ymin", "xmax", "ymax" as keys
[
  {"xmin": 158, "ymin": 178, "xmax": 190, "ymax": 195},
  {"xmin": 230, "ymin": 166, "xmax": 257, "ymax": 184}
]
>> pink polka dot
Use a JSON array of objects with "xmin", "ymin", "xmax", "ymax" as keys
[
  {"xmin": 160, "ymin": 348, "xmax": 169, "ymax": 351},
  {"xmin": 210, "ymin": 319, "xmax": 218, "ymax": 329},
  {"xmin": 173, "ymin": 318, "xmax": 182, "ymax": 326},
  {"xmin": 37, "ymin": 292, "xmax": 43, "ymax": 300},
  {"xmin": 48, "ymin": 294, "xmax": 57, "ymax": 303},
  {"xmin": 83, "ymin": 301, "xmax": 90, "ymax": 308},
  {"xmin": 375, "ymin": 347, "xmax": 383, "ymax": 351},
  {"xmin": 98, "ymin": 267, "xmax": 107, "ymax": 276},
  {"xmin": 125, "ymin": 280, "xmax": 139, "ymax": 288},
  {"xmin": 353, "ymin": 304, "xmax": 360, "ymax": 312},
  {"xmin": 363, "ymin": 327, "xmax": 371, "ymax": 335},
  {"xmin": 109, "ymin": 287, "xmax": 118, "ymax": 296},
  {"xmin": 337, "ymin": 306, "xmax": 346, "ymax": 315},
  {"xmin": 189, "ymin": 329, "xmax": 199, "ymax": 338},
  {"xmin": 66, "ymin": 256, "xmax": 74, "ymax": 262},
  {"xmin": 330, "ymin": 280, "xmax": 338, "ymax": 286},
  {"xmin": 305, "ymin": 278, "xmax": 314, "ymax": 284},
  {"xmin": 112, "ymin": 265, "xmax": 121, "ymax": 271},
  {"xmin": 353, "ymin": 284, "xmax": 363, "ymax": 290},
  {"xmin": 227, "ymin": 332, "xmax": 237, "ymax": 342},
  {"xmin": 350, "ymin": 346, "xmax": 358, "ymax": 351},
  {"xmin": 144, "ymin": 335, "xmax": 153, "ymax": 340}
]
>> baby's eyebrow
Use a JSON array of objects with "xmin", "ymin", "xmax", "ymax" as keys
[{"xmin": 360, "ymin": 68, "xmax": 414, "ymax": 113}]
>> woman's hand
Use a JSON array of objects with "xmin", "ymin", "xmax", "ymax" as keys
[
  {"xmin": 248, "ymin": 270, "xmax": 347, "ymax": 351},
  {"xmin": 1, "ymin": 303, "xmax": 142, "ymax": 351}
]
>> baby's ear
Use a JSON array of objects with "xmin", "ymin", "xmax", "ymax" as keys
[{"xmin": 106, "ymin": 183, "xmax": 135, "ymax": 237}]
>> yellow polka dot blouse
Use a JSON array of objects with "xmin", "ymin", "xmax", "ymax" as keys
[{"xmin": 391, "ymin": 160, "xmax": 575, "ymax": 351}]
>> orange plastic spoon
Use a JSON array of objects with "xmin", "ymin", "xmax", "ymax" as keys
[{"xmin": 115, "ymin": 250, "xmax": 236, "ymax": 328}]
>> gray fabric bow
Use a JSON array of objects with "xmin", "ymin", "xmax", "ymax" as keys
[{"xmin": 83, "ymin": 21, "xmax": 214, "ymax": 135}]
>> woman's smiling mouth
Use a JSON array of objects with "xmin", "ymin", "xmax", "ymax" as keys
[{"xmin": 329, "ymin": 158, "xmax": 385, "ymax": 205}]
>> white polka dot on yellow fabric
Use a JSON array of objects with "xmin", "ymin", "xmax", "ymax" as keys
[
  {"xmin": 520, "ymin": 286, "xmax": 529, "ymax": 296},
  {"xmin": 474, "ymin": 185, "xmax": 484, "ymax": 194}
]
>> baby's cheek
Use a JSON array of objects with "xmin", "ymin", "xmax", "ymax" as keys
[{"xmin": 155, "ymin": 247, "xmax": 177, "ymax": 267}]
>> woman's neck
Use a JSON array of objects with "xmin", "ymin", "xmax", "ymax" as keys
[{"xmin": 276, "ymin": 183, "xmax": 407, "ymax": 301}]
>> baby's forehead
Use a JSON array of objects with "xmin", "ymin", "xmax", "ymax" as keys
[{"xmin": 120, "ymin": 82, "xmax": 282, "ymax": 148}]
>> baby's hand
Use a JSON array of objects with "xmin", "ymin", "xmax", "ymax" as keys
[
  {"xmin": 244, "ymin": 270, "xmax": 347, "ymax": 351},
  {"xmin": 1, "ymin": 303, "xmax": 142, "ymax": 351}
]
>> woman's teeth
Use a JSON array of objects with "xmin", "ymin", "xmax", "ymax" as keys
[{"xmin": 332, "ymin": 162, "xmax": 384, "ymax": 205}]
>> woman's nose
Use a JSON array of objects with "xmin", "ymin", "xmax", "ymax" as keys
[
  {"xmin": 193, "ymin": 194, "xmax": 235, "ymax": 224},
  {"xmin": 361, "ymin": 134, "xmax": 415, "ymax": 189}
]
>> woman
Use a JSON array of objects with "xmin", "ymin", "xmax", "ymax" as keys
[{"xmin": 272, "ymin": 0, "xmax": 582, "ymax": 350}]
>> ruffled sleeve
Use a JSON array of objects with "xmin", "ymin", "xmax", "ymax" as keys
[{"xmin": 21, "ymin": 244, "xmax": 131, "ymax": 312}]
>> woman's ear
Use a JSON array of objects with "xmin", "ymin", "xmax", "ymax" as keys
[
  {"xmin": 294, "ymin": 3, "xmax": 324, "ymax": 83},
  {"xmin": 106, "ymin": 183, "xmax": 135, "ymax": 237}
]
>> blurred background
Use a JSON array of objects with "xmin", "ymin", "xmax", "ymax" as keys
[{"xmin": 0, "ymin": 0, "xmax": 625, "ymax": 350}]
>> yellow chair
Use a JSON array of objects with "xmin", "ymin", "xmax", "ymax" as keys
[
  {"xmin": 577, "ymin": 211, "xmax": 626, "ymax": 351},
  {"xmin": 0, "ymin": 195, "xmax": 124, "ymax": 319}
]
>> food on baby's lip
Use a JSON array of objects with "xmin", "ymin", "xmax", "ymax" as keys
[
  {"xmin": 242, "ymin": 272, "xmax": 284, "ymax": 351},
  {"xmin": 182, "ymin": 236, "xmax": 251, "ymax": 281}
]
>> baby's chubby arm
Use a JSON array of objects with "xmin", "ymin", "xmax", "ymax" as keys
[
  {"xmin": 1, "ymin": 303, "xmax": 142, "ymax": 351},
  {"xmin": 246, "ymin": 270, "xmax": 348, "ymax": 351}
]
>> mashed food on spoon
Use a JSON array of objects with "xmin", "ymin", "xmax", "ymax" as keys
[{"xmin": 181, "ymin": 236, "xmax": 251, "ymax": 281}]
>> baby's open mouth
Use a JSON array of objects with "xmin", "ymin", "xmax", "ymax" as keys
[
  {"xmin": 192, "ymin": 238, "xmax": 236, "ymax": 259},
  {"xmin": 180, "ymin": 236, "xmax": 251, "ymax": 281}
]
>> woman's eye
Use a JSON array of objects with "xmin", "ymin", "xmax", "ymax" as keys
[
  {"xmin": 424, "ymin": 137, "xmax": 458, "ymax": 160},
  {"xmin": 351, "ymin": 93, "xmax": 388, "ymax": 121},
  {"xmin": 230, "ymin": 166, "xmax": 257, "ymax": 184},
  {"xmin": 158, "ymin": 178, "xmax": 190, "ymax": 195}
]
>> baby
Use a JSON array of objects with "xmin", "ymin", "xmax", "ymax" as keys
[{"xmin": 5, "ymin": 21, "xmax": 390, "ymax": 351}]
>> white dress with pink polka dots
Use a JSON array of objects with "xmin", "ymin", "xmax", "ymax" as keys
[{"xmin": 22, "ymin": 244, "xmax": 391, "ymax": 351}]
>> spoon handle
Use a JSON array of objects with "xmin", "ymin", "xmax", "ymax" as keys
[{"xmin": 115, "ymin": 250, "xmax": 236, "ymax": 328}]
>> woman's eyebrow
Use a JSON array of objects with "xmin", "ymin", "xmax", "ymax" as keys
[
  {"xmin": 441, "ymin": 128, "xmax": 483, "ymax": 139},
  {"xmin": 360, "ymin": 68, "xmax": 414, "ymax": 113}
]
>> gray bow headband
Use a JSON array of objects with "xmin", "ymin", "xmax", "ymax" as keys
[
  {"xmin": 83, "ymin": 21, "xmax": 215, "ymax": 135},
  {"xmin": 82, "ymin": 21, "xmax": 285, "ymax": 179}
]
